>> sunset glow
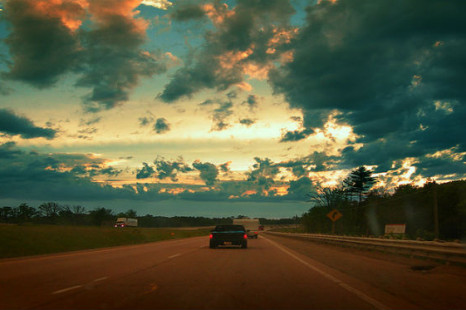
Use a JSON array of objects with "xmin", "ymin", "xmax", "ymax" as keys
[{"xmin": 0, "ymin": 0, "xmax": 464, "ymax": 217}]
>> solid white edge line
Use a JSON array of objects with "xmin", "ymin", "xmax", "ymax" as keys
[
  {"xmin": 94, "ymin": 276, "xmax": 108, "ymax": 282},
  {"xmin": 52, "ymin": 285, "xmax": 82, "ymax": 295},
  {"xmin": 262, "ymin": 235, "xmax": 389, "ymax": 310}
]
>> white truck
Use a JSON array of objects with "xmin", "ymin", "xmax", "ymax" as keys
[
  {"xmin": 114, "ymin": 217, "xmax": 138, "ymax": 228},
  {"xmin": 233, "ymin": 218, "xmax": 260, "ymax": 239}
]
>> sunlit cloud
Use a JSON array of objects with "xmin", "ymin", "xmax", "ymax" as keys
[{"xmin": 141, "ymin": 0, "xmax": 172, "ymax": 10}]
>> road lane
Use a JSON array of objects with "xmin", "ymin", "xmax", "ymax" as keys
[
  {"xmin": 265, "ymin": 233, "xmax": 466, "ymax": 310},
  {"xmin": 0, "ymin": 237, "xmax": 207, "ymax": 309},
  {"xmin": 2, "ymin": 234, "xmax": 462, "ymax": 309}
]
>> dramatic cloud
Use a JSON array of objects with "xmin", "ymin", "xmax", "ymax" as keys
[
  {"xmin": 193, "ymin": 161, "xmax": 218, "ymax": 186},
  {"xmin": 247, "ymin": 157, "xmax": 280, "ymax": 191},
  {"xmin": 239, "ymin": 118, "xmax": 255, "ymax": 127},
  {"xmin": 269, "ymin": 0, "xmax": 466, "ymax": 174},
  {"xmin": 0, "ymin": 142, "xmax": 21, "ymax": 159},
  {"xmin": 2, "ymin": 0, "xmax": 169, "ymax": 111},
  {"xmin": 169, "ymin": 2, "xmax": 205, "ymax": 21},
  {"xmin": 159, "ymin": 0, "xmax": 296, "ymax": 102},
  {"xmin": 280, "ymin": 128, "xmax": 313, "ymax": 142},
  {"xmin": 77, "ymin": 0, "xmax": 169, "ymax": 112},
  {"xmin": 136, "ymin": 162, "xmax": 155, "ymax": 179},
  {"xmin": 243, "ymin": 95, "xmax": 259, "ymax": 110},
  {"xmin": 141, "ymin": 0, "xmax": 173, "ymax": 10},
  {"xmin": 287, "ymin": 176, "xmax": 313, "ymax": 200},
  {"xmin": 0, "ymin": 143, "xmax": 137, "ymax": 201},
  {"xmin": 211, "ymin": 101, "xmax": 233, "ymax": 131},
  {"xmin": 0, "ymin": 109, "xmax": 57, "ymax": 139},
  {"xmin": 153, "ymin": 157, "xmax": 192, "ymax": 181},
  {"xmin": 200, "ymin": 97, "xmax": 235, "ymax": 131},
  {"xmin": 219, "ymin": 161, "xmax": 231, "ymax": 173},
  {"xmin": 154, "ymin": 117, "xmax": 171, "ymax": 134},
  {"xmin": 2, "ymin": 0, "xmax": 83, "ymax": 88}
]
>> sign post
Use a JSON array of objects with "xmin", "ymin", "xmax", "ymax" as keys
[{"xmin": 326, "ymin": 209, "xmax": 342, "ymax": 234}]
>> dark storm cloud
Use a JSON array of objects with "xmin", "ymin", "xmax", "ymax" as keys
[
  {"xmin": 279, "ymin": 152, "xmax": 340, "ymax": 176},
  {"xmin": 280, "ymin": 128, "xmax": 313, "ymax": 142},
  {"xmin": 154, "ymin": 118, "xmax": 171, "ymax": 134},
  {"xmin": 170, "ymin": 2, "xmax": 206, "ymax": 21},
  {"xmin": 2, "ymin": 0, "xmax": 168, "ymax": 112},
  {"xmin": 139, "ymin": 112, "xmax": 155, "ymax": 127},
  {"xmin": 286, "ymin": 176, "xmax": 313, "ymax": 200},
  {"xmin": 269, "ymin": 0, "xmax": 466, "ymax": 175},
  {"xmin": 159, "ymin": 56, "xmax": 242, "ymax": 103},
  {"xmin": 89, "ymin": 166, "xmax": 122, "ymax": 177},
  {"xmin": 2, "ymin": 0, "xmax": 83, "ymax": 88},
  {"xmin": 159, "ymin": 0, "xmax": 295, "ymax": 102},
  {"xmin": 136, "ymin": 162, "xmax": 155, "ymax": 179},
  {"xmin": 0, "ymin": 142, "xmax": 21, "ymax": 159},
  {"xmin": 219, "ymin": 161, "xmax": 231, "ymax": 173},
  {"xmin": 193, "ymin": 161, "xmax": 218, "ymax": 186},
  {"xmin": 247, "ymin": 157, "xmax": 280, "ymax": 191},
  {"xmin": 413, "ymin": 154, "xmax": 466, "ymax": 180},
  {"xmin": 139, "ymin": 117, "xmax": 152, "ymax": 126},
  {"xmin": 0, "ymin": 109, "xmax": 57, "ymax": 139},
  {"xmin": 239, "ymin": 118, "xmax": 255, "ymax": 127},
  {"xmin": 77, "ymin": 15, "xmax": 168, "ymax": 112},
  {"xmin": 0, "ymin": 143, "xmax": 313, "ymax": 202},
  {"xmin": 244, "ymin": 95, "xmax": 259, "ymax": 110},
  {"xmin": 199, "ymin": 97, "xmax": 235, "ymax": 131},
  {"xmin": 211, "ymin": 101, "xmax": 233, "ymax": 131},
  {"xmin": 0, "ymin": 143, "xmax": 140, "ymax": 201},
  {"xmin": 153, "ymin": 157, "xmax": 192, "ymax": 181}
]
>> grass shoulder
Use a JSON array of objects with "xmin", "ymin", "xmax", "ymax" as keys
[{"xmin": 0, "ymin": 224, "xmax": 210, "ymax": 259}]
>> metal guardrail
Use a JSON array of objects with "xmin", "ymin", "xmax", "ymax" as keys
[{"xmin": 265, "ymin": 232, "xmax": 466, "ymax": 266}]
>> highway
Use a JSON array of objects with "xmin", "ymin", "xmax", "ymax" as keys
[{"xmin": 1, "ymin": 233, "xmax": 465, "ymax": 309}]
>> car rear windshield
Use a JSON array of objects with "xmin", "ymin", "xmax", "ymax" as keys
[{"xmin": 214, "ymin": 225, "xmax": 245, "ymax": 232}]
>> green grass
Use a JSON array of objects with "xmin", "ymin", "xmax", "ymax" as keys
[{"xmin": 0, "ymin": 224, "xmax": 210, "ymax": 259}]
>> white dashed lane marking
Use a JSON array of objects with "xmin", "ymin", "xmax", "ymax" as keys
[{"xmin": 52, "ymin": 285, "xmax": 82, "ymax": 295}]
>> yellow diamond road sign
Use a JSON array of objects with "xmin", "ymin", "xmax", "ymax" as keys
[{"xmin": 327, "ymin": 209, "xmax": 342, "ymax": 222}]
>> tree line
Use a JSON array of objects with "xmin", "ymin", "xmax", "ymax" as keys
[
  {"xmin": 0, "ymin": 203, "xmax": 294, "ymax": 227},
  {"xmin": 302, "ymin": 167, "xmax": 466, "ymax": 240}
]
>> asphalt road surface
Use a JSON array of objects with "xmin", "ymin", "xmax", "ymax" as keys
[{"xmin": 1, "ymin": 233, "xmax": 465, "ymax": 309}]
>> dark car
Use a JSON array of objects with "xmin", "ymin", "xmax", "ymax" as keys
[{"xmin": 209, "ymin": 225, "xmax": 248, "ymax": 249}]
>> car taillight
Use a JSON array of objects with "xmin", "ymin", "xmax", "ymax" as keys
[
  {"xmin": 209, "ymin": 234, "xmax": 213, "ymax": 239},
  {"xmin": 244, "ymin": 234, "xmax": 248, "ymax": 239}
]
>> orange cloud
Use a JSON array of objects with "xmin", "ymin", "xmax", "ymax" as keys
[
  {"xmin": 87, "ymin": 0, "xmax": 140, "ymax": 18},
  {"xmin": 202, "ymin": 3, "xmax": 235, "ymax": 26},
  {"xmin": 86, "ymin": 0, "xmax": 149, "ymax": 33},
  {"xmin": 235, "ymin": 81, "xmax": 253, "ymax": 91},
  {"xmin": 268, "ymin": 185, "xmax": 289, "ymax": 196},
  {"xmin": 217, "ymin": 48, "xmax": 254, "ymax": 70},
  {"xmin": 28, "ymin": 0, "xmax": 87, "ymax": 31},
  {"xmin": 268, "ymin": 28, "xmax": 298, "ymax": 50},
  {"xmin": 242, "ymin": 62, "xmax": 273, "ymax": 80},
  {"xmin": 241, "ymin": 190, "xmax": 257, "ymax": 196}
]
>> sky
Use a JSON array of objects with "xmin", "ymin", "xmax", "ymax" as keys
[{"xmin": 0, "ymin": 0, "xmax": 465, "ymax": 217}]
